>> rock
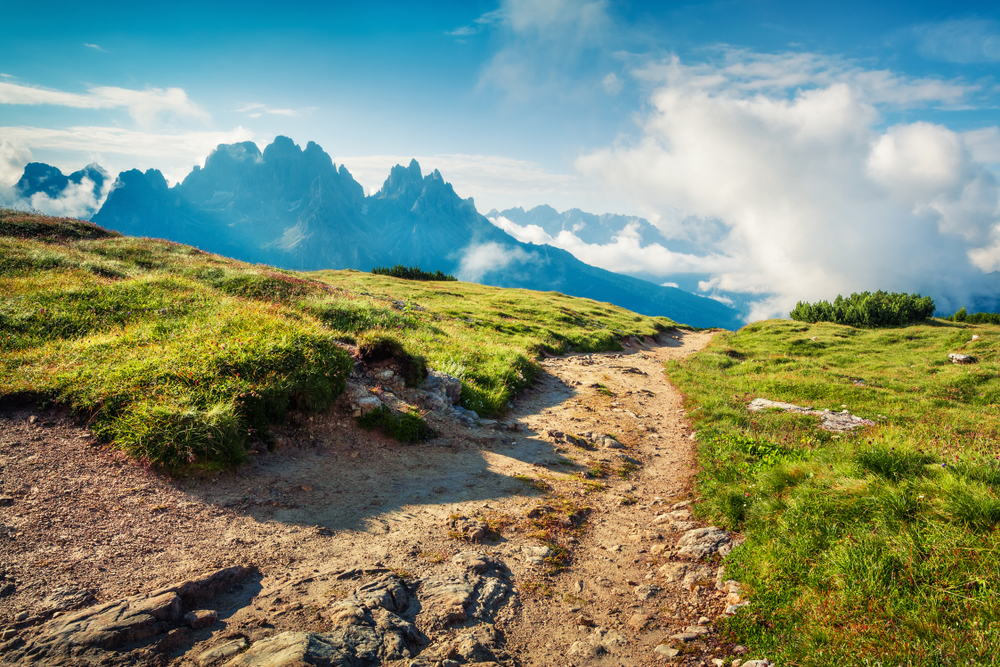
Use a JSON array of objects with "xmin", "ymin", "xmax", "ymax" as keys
[
  {"xmin": 568, "ymin": 640, "xmax": 607, "ymax": 658},
  {"xmin": 683, "ymin": 625, "xmax": 710, "ymax": 636},
  {"xmin": 356, "ymin": 396, "xmax": 383, "ymax": 414},
  {"xmin": 650, "ymin": 544, "xmax": 667, "ymax": 555},
  {"xmin": 3, "ymin": 566, "xmax": 255, "ymax": 666},
  {"xmin": 199, "ymin": 637, "xmax": 248, "ymax": 665},
  {"xmin": 603, "ymin": 437, "xmax": 624, "ymax": 449},
  {"xmin": 0, "ymin": 497, "xmax": 13, "ymax": 507},
  {"xmin": 0, "ymin": 583, "xmax": 14, "ymax": 598},
  {"xmin": 747, "ymin": 397, "xmax": 874, "ymax": 432},
  {"xmin": 424, "ymin": 371, "xmax": 462, "ymax": 405},
  {"xmin": 697, "ymin": 616, "xmax": 709, "ymax": 625},
  {"xmin": 41, "ymin": 587, "xmax": 96, "ymax": 614},
  {"xmin": 15, "ymin": 612, "xmax": 28, "ymax": 621},
  {"xmin": 1, "ymin": 629, "xmax": 16, "ymax": 641},
  {"xmin": 379, "ymin": 369, "xmax": 395, "ymax": 380},
  {"xmin": 185, "ymin": 609, "xmax": 218, "ymax": 629},
  {"xmin": 711, "ymin": 659, "xmax": 726, "ymax": 667},
  {"xmin": 158, "ymin": 627, "xmax": 190, "ymax": 650},
  {"xmin": 658, "ymin": 562, "xmax": 715, "ymax": 590},
  {"xmin": 741, "ymin": 661, "xmax": 771, "ymax": 667},
  {"xmin": 521, "ymin": 545, "xmax": 552, "ymax": 566},
  {"xmin": 669, "ymin": 520, "xmax": 699, "ymax": 532},
  {"xmin": 628, "ymin": 612, "xmax": 652, "ymax": 630},
  {"xmin": 726, "ymin": 601, "xmax": 750, "ymax": 615},
  {"xmin": 949, "ymin": 353, "xmax": 975, "ymax": 364},
  {"xmin": 676, "ymin": 527, "xmax": 732, "ymax": 560},
  {"xmin": 634, "ymin": 584, "xmax": 660, "ymax": 600},
  {"xmin": 668, "ymin": 631, "xmax": 702, "ymax": 642},
  {"xmin": 733, "ymin": 645, "xmax": 748, "ymax": 654},
  {"xmin": 654, "ymin": 644, "xmax": 680, "ymax": 658}
]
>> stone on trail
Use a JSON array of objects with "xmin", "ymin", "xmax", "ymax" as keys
[
  {"xmin": 676, "ymin": 527, "xmax": 732, "ymax": 560},
  {"xmin": 0, "ymin": 565, "xmax": 255, "ymax": 666},
  {"xmin": 185, "ymin": 609, "xmax": 218, "ymax": 629},
  {"xmin": 654, "ymin": 644, "xmax": 680, "ymax": 658},
  {"xmin": 658, "ymin": 562, "xmax": 715, "ymax": 591}
]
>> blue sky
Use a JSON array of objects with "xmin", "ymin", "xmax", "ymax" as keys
[{"xmin": 3, "ymin": 0, "xmax": 1000, "ymax": 318}]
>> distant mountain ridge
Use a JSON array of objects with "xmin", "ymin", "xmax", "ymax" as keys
[{"xmin": 15, "ymin": 137, "xmax": 743, "ymax": 329}]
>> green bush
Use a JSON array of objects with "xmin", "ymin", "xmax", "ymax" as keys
[
  {"xmin": 944, "ymin": 307, "xmax": 1000, "ymax": 325},
  {"xmin": 789, "ymin": 291, "xmax": 935, "ymax": 328},
  {"xmin": 371, "ymin": 265, "xmax": 456, "ymax": 281},
  {"xmin": 356, "ymin": 405, "xmax": 436, "ymax": 442}
]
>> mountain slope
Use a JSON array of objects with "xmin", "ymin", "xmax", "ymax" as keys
[{"xmin": 81, "ymin": 137, "xmax": 741, "ymax": 328}]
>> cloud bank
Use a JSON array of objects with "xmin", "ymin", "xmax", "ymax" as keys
[
  {"xmin": 574, "ymin": 51, "xmax": 1000, "ymax": 320},
  {"xmin": 0, "ymin": 81, "xmax": 209, "ymax": 126}
]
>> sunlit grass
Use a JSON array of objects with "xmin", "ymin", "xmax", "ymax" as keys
[
  {"xmin": 666, "ymin": 319, "xmax": 1000, "ymax": 665},
  {"xmin": 1, "ymin": 209, "xmax": 683, "ymax": 467}
]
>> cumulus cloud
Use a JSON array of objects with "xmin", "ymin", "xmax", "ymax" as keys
[
  {"xmin": 576, "ymin": 51, "xmax": 1000, "ymax": 319},
  {"xmin": 0, "ymin": 81, "xmax": 209, "ymax": 126},
  {"xmin": 0, "ymin": 125, "xmax": 255, "ymax": 187},
  {"xmin": 457, "ymin": 242, "xmax": 542, "ymax": 282},
  {"xmin": 914, "ymin": 19, "xmax": 1000, "ymax": 63},
  {"xmin": 27, "ymin": 176, "xmax": 112, "ymax": 220},
  {"xmin": 489, "ymin": 214, "xmax": 735, "ymax": 276},
  {"xmin": 0, "ymin": 139, "xmax": 32, "ymax": 186}
]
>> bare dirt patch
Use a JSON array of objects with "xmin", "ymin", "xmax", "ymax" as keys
[{"xmin": 0, "ymin": 329, "xmax": 740, "ymax": 666}]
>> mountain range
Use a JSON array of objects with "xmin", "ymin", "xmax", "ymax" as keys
[{"xmin": 12, "ymin": 137, "xmax": 743, "ymax": 329}]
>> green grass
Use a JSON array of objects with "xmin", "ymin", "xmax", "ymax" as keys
[
  {"xmin": 0, "ymin": 209, "xmax": 681, "ymax": 468},
  {"xmin": 665, "ymin": 318, "xmax": 1000, "ymax": 665}
]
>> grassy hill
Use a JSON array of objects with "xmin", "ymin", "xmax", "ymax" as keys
[
  {"xmin": 0, "ymin": 209, "xmax": 680, "ymax": 469},
  {"xmin": 666, "ymin": 319, "xmax": 1000, "ymax": 665}
]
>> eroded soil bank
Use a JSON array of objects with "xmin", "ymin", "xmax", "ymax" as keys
[{"xmin": 0, "ymin": 329, "xmax": 755, "ymax": 667}]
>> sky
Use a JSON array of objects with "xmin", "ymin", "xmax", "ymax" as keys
[{"xmin": 2, "ymin": 0, "xmax": 1000, "ymax": 320}]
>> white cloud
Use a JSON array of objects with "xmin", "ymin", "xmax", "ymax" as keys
[
  {"xmin": 0, "ymin": 139, "xmax": 32, "ymax": 186},
  {"xmin": 456, "ymin": 241, "xmax": 541, "ymax": 282},
  {"xmin": 83, "ymin": 43, "xmax": 108, "ymax": 52},
  {"xmin": 236, "ymin": 103, "xmax": 299, "ymax": 118},
  {"xmin": 576, "ymin": 51, "xmax": 1000, "ymax": 319},
  {"xmin": 0, "ymin": 125, "xmax": 255, "ymax": 187},
  {"xmin": 475, "ymin": 0, "xmax": 616, "ymax": 101},
  {"xmin": 28, "ymin": 176, "xmax": 112, "ymax": 220},
  {"xmin": 489, "ymin": 214, "xmax": 735, "ymax": 277},
  {"xmin": 602, "ymin": 72, "xmax": 622, "ymax": 94},
  {"xmin": 0, "ymin": 81, "xmax": 209, "ymax": 126},
  {"xmin": 914, "ymin": 19, "xmax": 1000, "ymax": 64},
  {"xmin": 660, "ymin": 282, "xmax": 678, "ymax": 288}
]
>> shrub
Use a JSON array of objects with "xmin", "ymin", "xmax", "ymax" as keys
[
  {"xmin": 371, "ymin": 265, "xmax": 456, "ymax": 281},
  {"xmin": 789, "ymin": 291, "xmax": 935, "ymax": 328},
  {"xmin": 356, "ymin": 405, "xmax": 436, "ymax": 442},
  {"xmin": 944, "ymin": 307, "xmax": 1000, "ymax": 325}
]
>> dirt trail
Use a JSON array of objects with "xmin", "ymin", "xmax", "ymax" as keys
[{"xmin": 0, "ymin": 329, "xmax": 738, "ymax": 667}]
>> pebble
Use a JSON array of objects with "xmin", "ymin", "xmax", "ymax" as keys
[
  {"xmin": 185, "ymin": 609, "xmax": 218, "ymax": 629},
  {"xmin": 0, "ymin": 497, "xmax": 12, "ymax": 507},
  {"xmin": 1, "ymin": 629, "xmax": 16, "ymax": 641},
  {"xmin": 654, "ymin": 644, "xmax": 680, "ymax": 658},
  {"xmin": 14, "ymin": 612, "xmax": 28, "ymax": 621}
]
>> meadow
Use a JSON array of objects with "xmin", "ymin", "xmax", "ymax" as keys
[
  {"xmin": 666, "ymin": 319, "xmax": 1000, "ymax": 665},
  {"xmin": 0, "ymin": 209, "xmax": 677, "ymax": 469}
]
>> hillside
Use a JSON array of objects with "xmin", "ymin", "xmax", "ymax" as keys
[
  {"xmin": 15, "ymin": 138, "xmax": 743, "ymax": 329},
  {"xmin": 0, "ymin": 208, "xmax": 680, "ymax": 468},
  {"xmin": 666, "ymin": 319, "xmax": 1000, "ymax": 665}
]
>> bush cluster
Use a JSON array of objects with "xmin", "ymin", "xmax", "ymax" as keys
[
  {"xmin": 371, "ymin": 265, "xmax": 456, "ymax": 281},
  {"xmin": 789, "ymin": 291, "xmax": 935, "ymax": 327},
  {"xmin": 945, "ymin": 307, "xmax": 1000, "ymax": 325}
]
